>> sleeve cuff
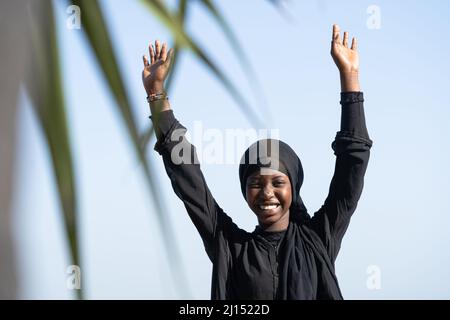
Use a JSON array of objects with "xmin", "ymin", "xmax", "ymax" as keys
[
  {"xmin": 340, "ymin": 91, "xmax": 364, "ymax": 105},
  {"xmin": 149, "ymin": 110, "xmax": 176, "ymax": 141},
  {"xmin": 339, "ymin": 91, "xmax": 371, "ymax": 140}
]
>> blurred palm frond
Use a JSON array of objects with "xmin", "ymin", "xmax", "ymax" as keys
[
  {"xmin": 71, "ymin": 0, "xmax": 191, "ymax": 297},
  {"xmin": 2, "ymin": 0, "xmax": 285, "ymax": 299},
  {"xmin": 25, "ymin": 0, "xmax": 81, "ymax": 299}
]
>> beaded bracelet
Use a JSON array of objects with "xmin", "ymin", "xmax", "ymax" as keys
[{"xmin": 147, "ymin": 92, "xmax": 169, "ymax": 103}]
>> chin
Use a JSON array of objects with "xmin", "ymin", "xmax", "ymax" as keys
[
  {"xmin": 258, "ymin": 209, "xmax": 289, "ymax": 228},
  {"xmin": 258, "ymin": 212, "xmax": 282, "ymax": 227}
]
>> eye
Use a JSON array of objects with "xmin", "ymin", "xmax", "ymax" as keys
[
  {"xmin": 247, "ymin": 181, "xmax": 261, "ymax": 188},
  {"xmin": 273, "ymin": 180, "xmax": 285, "ymax": 186}
]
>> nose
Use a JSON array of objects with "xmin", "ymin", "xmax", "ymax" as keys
[{"xmin": 260, "ymin": 184, "xmax": 274, "ymax": 199}]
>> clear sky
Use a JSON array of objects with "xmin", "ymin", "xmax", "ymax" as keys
[{"xmin": 13, "ymin": 0, "xmax": 450, "ymax": 299}]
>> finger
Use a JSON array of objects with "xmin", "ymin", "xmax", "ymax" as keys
[
  {"xmin": 351, "ymin": 37, "xmax": 357, "ymax": 51},
  {"xmin": 155, "ymin": 40, "xmax": 161, "ymax": 60},
  {"xmin": 343, "ymin": 31, "xmax": 349, "ymax": 47},
  {"xmin": 143, "ymin": 55, "xmax": 149, "ymax": 67},
  {"xmin": 149, "ymin": 43, "xmax": 155, "ymax": 64},
  {"xmin": 160, "ymin": 42, "xmax": 168, "ymax": 61},
  {"xmin": 165, "ymin": 48, "xmax": 174, "ymax": 67},
  {"xmin": 332, "ymin": 24, "xmax": 341, "ymax": 44}
]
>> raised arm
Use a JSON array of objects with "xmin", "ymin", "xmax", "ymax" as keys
[
  {"xmin": 142, "ymin": 41, "xmax": 229, "ymax": 262},
  {"xmin": 331, "ymin": 24, "xmax": 360, "ymax": 92},
  {"xmin": 309, "ymin": 25, "xmax": 373, "ymax": 263},
  {"xmin": 142, "ymin": 40, "xmax": 172, "ymax": 113}
]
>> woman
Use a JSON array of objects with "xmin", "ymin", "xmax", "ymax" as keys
[{"xmin": 141, "ymin": 24, "xmax": 372, "ymax": 299}]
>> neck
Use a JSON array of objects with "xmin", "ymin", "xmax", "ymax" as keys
[{"xmin": 260, "ymin": 212, "xmax": 290, "ymax": 232}]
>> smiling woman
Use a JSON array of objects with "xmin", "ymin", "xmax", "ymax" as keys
[
  {"xmin": 143, "ymin": 24, "xmax": 373, "ymax": 300},
  {"xmin": 245, "ymin": 168, "xmax": 292, "ymax": 232},
  {"xmin": 243, "ymin": 162, "xmax": 294, "ymax": 233}
]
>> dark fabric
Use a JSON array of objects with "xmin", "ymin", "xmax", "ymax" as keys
[
  {"xmin": 238, "ymin": 139, "xmax": 291, "ymax": 186},
  {"xmin": 150, "ymin": 92, "xmax": 372, "ymax": 300},
  {"xmin": 257, "ymin": 228, "xmax": 287, "ymax": 248},
  {"xmin": 255, "ymin": 227, "xmax": 287, "ymax": 253}
]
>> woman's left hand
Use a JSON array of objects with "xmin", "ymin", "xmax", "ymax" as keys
[{"xmin": 330, "ymin": 24, "xmax": 359, "ymax": 74}]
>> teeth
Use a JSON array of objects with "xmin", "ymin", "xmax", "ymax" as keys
[{"xmin": 259, "ymin": 204, "xmax": 279, "ymax": 210}]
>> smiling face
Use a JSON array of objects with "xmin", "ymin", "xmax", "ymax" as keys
[{"xmin": 245, "ymin": 168, "xmax": 292, "ymax": 232}]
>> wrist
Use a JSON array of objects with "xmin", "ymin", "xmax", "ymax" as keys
[
  {"xmin": 340, "ymin": 71, "xmax": 360, "ymax": 92},
  {"xmin": 146, "ymin": 82, "xmax": 165, "ymax": 95},
  {"xmin": 146, "ymin": 89, "xmax": 170, "ymax": 114},
  {"xmin": 149, "ymin": 99, "xmax": 171, "ymax": 114}
]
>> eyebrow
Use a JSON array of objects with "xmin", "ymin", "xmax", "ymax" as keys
[{"xmin": 247, "ymin": 175, "xmax": 286, "ymax": 182}]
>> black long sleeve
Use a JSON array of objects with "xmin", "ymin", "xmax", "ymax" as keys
[
  {"xmin": 309, "ymin": 91, "xmax": 373, "ymax": 264},
  {"xmin": 150, "ymin": 110, "xmax": 226, "ymax": 262}
]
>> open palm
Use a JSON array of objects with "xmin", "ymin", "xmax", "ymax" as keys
[
  {"xmin": 330, "ymin": 24, "xmax": 359, "ymax": 73},
  {"xmin": 142, "ymin": 40, "xmax": 174, "ymax": 94}
]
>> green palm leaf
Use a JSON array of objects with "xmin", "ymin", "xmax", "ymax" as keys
[
  {"xmin": 71, "ymin": 0, "xmax": 191, "ymax": 297},
  {"xmin": 25, "ymin": 1, "xmax": 81, "ymax": 299},
  {"xmin": 198, "ymin": 0, "xmax": 272, "ymax": 120}
]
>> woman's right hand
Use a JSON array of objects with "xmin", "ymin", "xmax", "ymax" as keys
[{"xmin": 142, "ymin": 40, "xmax": 174, "ymax": 95}]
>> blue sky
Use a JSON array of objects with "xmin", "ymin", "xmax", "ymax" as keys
[{"xmin": 13, "ymin": 0, "xmax": 450, "ymax": 299}]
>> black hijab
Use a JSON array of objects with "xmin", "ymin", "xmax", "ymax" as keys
[{"xmin": 238, "ymin": 139, "xmax": 310, "ymax": 223}]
